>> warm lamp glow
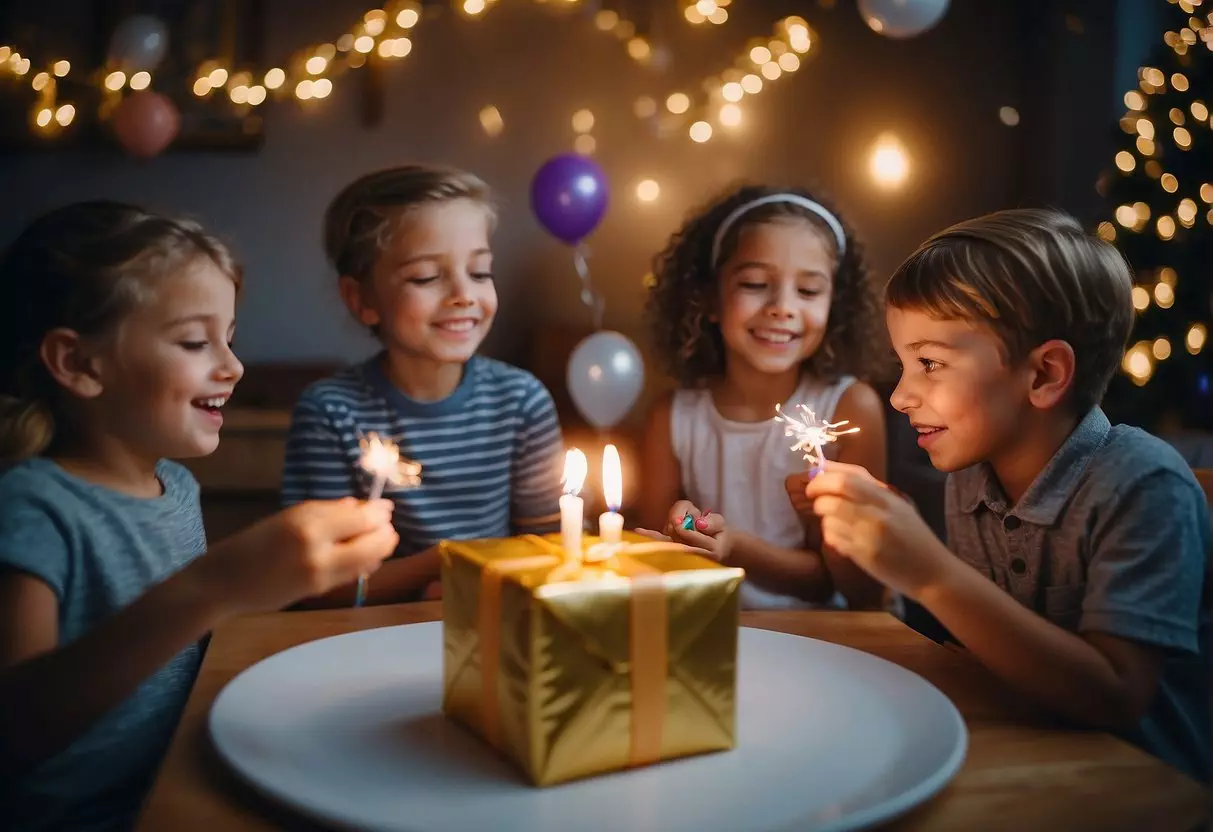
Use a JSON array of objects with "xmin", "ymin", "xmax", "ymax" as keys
[{"xmin": 869, "ymin": 134, "xmax": 910, "ymax": 188}]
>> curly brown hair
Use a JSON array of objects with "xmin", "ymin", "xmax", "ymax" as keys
[{"xmin": 645, "ymin": 183, "xmax": 887, "ymax": 388}]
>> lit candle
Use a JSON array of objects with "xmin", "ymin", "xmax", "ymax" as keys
[
  {"xmin": 560, "ymin": 448, "xmax": 588, "ymax": 560},
  {"xmin": 598, "ymin": 443, "xmax": 624, "ymax": 544},
  {"xmin": 356, "ymin": 432, "xmax": 421, "ymax": 606}
]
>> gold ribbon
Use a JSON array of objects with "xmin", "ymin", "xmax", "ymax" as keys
[{"xmin": 476, "ymin": 535, "xmax": 667, "ymax": 766}]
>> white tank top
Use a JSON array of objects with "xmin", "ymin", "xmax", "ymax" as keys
[{"xmin": 670, "ymin": 374, "xmax": 856, "ymax": 610}]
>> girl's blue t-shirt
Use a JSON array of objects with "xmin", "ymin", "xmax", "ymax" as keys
[{"xmin": 0, "ymin": 457, "xmax": 207, "ymax": 831}]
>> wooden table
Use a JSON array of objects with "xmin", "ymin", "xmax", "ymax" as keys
[{"xmin": 137, "ymin": 604, "xmax": 1211, "ymax": 831}]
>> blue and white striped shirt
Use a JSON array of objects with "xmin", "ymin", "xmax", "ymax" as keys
[{"xmin": 282, "ymin": 354, "xmax": 564, "ymax": 557}]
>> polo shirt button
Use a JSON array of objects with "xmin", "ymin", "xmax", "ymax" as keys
[
  {"xmin": 1010, "ymin": 558, "xmax": 1027, "ymax": 575},
  {"xmin": 1003, "ymin": 516, "xmax": 1021, "ymax": 531}
]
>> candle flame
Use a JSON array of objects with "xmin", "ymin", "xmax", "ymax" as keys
[
  {"xmin": 562, "ymin": 448, "xmax": 588, "ymax": 496},
  {"xmin": 602, "ymin": 443, "xmax": 622, "ymax": 511},
  {"xmin": 773, "ymin": 403, "xmax": 860, "ymax": 469},
  {"xmin": 358, "ymin": 432, "xmax": 422, "ymax": 488}
]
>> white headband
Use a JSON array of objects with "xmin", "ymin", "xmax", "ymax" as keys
[{"xmin": 710, "ymin": 193, "xmax": 847, "ymax": 268}]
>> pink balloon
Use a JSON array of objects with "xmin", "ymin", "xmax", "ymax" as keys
[{"xmin": 111, "ymin": 91, "xmax": 180, "ymax": 158}]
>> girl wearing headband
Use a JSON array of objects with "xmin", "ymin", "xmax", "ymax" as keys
[{"xmin": 637, "ymin": 184, "xmax": 889, "ymax": 610}]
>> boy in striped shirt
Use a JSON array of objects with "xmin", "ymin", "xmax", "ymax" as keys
[{"xmin": 282, "ymin": 166, "xmax": 564, "ymax": 605}]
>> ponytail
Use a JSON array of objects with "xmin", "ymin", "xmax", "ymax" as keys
[{"xmin": 0, "ymin": 396, "xmax": 55, "ymax": 468}]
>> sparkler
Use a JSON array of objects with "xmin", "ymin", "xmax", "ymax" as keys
[
  {"xmin": 774, "ymin": 403, "xmax": 860, "ymax": 475},
  {"xmin": 355, "ymin": 432, "xmax": 421, "ymax": 606}
]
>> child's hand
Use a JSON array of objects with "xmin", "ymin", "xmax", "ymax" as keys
[
  {"xmin": 804, "ymin": 463, "xmax": 950, "ymax": 600},
  {"xmin": 662, "ymin": 501, "xmax": 729, "ymax": 561},
  {"xmin": 196, "ymin": 498, "xmax": 399, "ymax": 615},
  {"xmin": 785, "ymin": 472, "xmax": 813, "ymax": 522}
]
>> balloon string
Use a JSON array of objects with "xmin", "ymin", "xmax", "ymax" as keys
[{"xmin": 574, "ymin": 244, "xmax": 605, "ymax": 331}]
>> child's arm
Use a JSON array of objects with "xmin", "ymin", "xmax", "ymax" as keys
[
  {"xmin": 636, "ymin": 392, "xmax": 682, "ymax": 531},
  {"xmin": 282, "ymin": 394, "xmax": 428, "ymax": 608},
  {"xmin": 807, "ymin": 464, "xmax": 1202, "ymax": 732},
  {"xmin": 288, "ymin": 545, "xmax": 441, "ymax": 609},
  {"xmin": 820, "ymin": 382, "xmax": 889, "ymax": 610},
  {"xmin": 0, "ymin": 499, "xmax": 396, "ymax": 774},
  {"xmin": 510, "ymin": 380, "xmax": 564, "ymax": 534},
  {"xmin": 281, "ymin": 396, "xmax": 359, "ymax": 506},
  {"xmin": 643, "ymin": 393, "xmax": 835, "ymax": 602}
]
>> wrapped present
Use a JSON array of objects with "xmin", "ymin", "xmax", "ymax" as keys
[{"xmin": 440, "ymin": 531, "xmax": 744, "ymax": 786}]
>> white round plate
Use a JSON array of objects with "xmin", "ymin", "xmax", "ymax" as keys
[{"xmin": 210, "ymin": 623, "xmax": 966, "ymax": 832}]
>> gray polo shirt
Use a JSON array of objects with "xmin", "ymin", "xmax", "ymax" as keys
[{"xmin": 945, "ymin": 407, "xmax": 1211, "ymax": 782}]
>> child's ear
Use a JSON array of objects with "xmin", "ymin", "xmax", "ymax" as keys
[
  {"xmin": 338, "ymin": 275, "xmax": 381, "ymax": 328},
  {"xmin": 1026, "ymin": 338, "xmax": 1075, "ymax": 410},
  {"xmin": 39, "ymin": 328, "xmax": 104, "ymax": 399}
]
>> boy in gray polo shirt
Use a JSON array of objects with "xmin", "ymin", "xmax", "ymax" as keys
[{"xmin": 804, "ymin": 208, "xmax": 1210, "ymax": 782}]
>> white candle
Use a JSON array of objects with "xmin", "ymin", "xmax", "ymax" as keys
[
  {"xmin": 560, "ymin": 449, "xmax": 588, "ymax": 560},
  {"xmin": 598, "ymin": 443, "xmax": 623, "ymax": 544}
]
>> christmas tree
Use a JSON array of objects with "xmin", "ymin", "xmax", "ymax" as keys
[{"xmin": 1098, "ymin": 0, "xmax": 1212, "ymax": 432}]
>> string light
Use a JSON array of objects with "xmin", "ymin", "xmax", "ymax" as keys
[
  {"xmin": 313, "ymin": 78, "xmax": 333, "ymax": 99},
  {"xmin": 264, "ymin": 68, "xmax": 285, "ymax": 89},
  {"xmin": 633, "ymin": 96, "xmax": 657, "ymax": 118},
  {"xmin": 574, "ymin": 133, "xmax": 596, "ymax": 155},
  {"xmin": 1115, "ymin": 151, "xmax": 1136, "ymax": 171},
  {"xmin": 129, "ymin": 71, "xmax": 151, "ymax": 90},
  {"xmin": 208, "ymin": 67, "xmax": 228, "ymax": 87},
  {"xmin": 1132, "ymin": 285, "xmax": 1150, "ymax": 310},
  {"xmin": 1122, "ymin": 342, "xmax": 1153, "ymax": 385},
  {"xmin": 1153, "ymin": 337, "xmax": 1172, "ymax": 360},
  {"xmin": 666, "ymin": 92, "xmax": 690, "ymax": 114},
  {"xmin": 689, "ymin": 120, "xmax": 713, "ymax": 142},
  {"xmin": 1187, "ymin": 323, "xmax": 1207, "ymax": 355},
  {"xmin": 572, "ymin": 109, "xmax": 594, "ymax": 133},
  {"xmin": 396, "ymin": 6, "xmax": 420, "ymax": 28},
  {"xmin": 719, "ymin": 103, "xmax": 742, "ymax": 127},
  {"xmin": 104, "ymin": 71, "xmax": 126, "ymax": 91},
  {"xmin": 31, "ymin": 71, "xmax": 49, "ymax": 92},
  {"xmin": 247, "ymin": 85, "xmax": 267, "ymax": 106},
  {"xmin": 479, "ymin": 105, "xmax": 504, "ymax": 136},
  {"xmin": 1154, "ymin": 281, "xmax": 1176, "ymax": 307},
  {"xmin": 636, "ymin": 179, "xmax": 660, "ymax": 202}
]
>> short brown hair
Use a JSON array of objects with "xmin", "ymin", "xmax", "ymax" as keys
[
  {"xmin": 323, "ymin": 165, "xmax": 495, "ymax": 284},
  {"xmin": 0, "ymin": 201, "xmax": 239, "ymax": 466},
  {"xmin": 886, "ymin": 207, "xmax": 1134, "ymax": 414}
]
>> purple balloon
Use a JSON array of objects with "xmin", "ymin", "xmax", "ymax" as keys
[{"xmin": 530, "ymin": 154, "xmax": 609, "ymax": 244}]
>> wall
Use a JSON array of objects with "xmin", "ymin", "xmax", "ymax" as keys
[{"xmin": 0, "ymin": 0, "xmax": 1101, "ymax": 375}]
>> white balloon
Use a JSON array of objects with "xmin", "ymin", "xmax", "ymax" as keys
[
  {"xmin": 567, "ymin": 331, "xmax": 645, "ymax": 430},
  {"xmin": 858, "ymin": 0, "xmax": 949, "ymax": 39},
  {"xmin": 108, "ymin": 14, "xmax": 169, "ymax": 72}
]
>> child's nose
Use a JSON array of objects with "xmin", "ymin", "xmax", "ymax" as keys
[{"xmin": 889, "ymin": 376, "xmax": 916, "ymax": 412}]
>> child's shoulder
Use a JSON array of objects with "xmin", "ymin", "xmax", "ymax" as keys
[
  {"xmin": 294, "ymin": 361, "xmax": 378, "ymax": 414},
  {"xmin": 0, "ymin": 458, "xmax": 68, "ymax": 510},
  {"xmin": 465, "ymin": 356, "xmax": 552, "ymax": 405},
  {"xmin": 1095, "ymin": 423, "xmax": 1207, "ymax": 505}
]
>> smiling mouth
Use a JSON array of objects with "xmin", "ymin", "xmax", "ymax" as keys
[
  {"xmin": 191, "ymin": 395, "xmax": 229, "ymax": 416},
  {"xmin": 749, "ymin": 327, "xmax": 801, "ymax": 345},
  {"xmin": 433, "ymin": 319, "xmax": 479, "ymax": 333}
]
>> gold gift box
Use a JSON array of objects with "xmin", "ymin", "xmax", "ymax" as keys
[{"xmin": 440, "ymin": 531, "xmax": 744, "ymax": 786}]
